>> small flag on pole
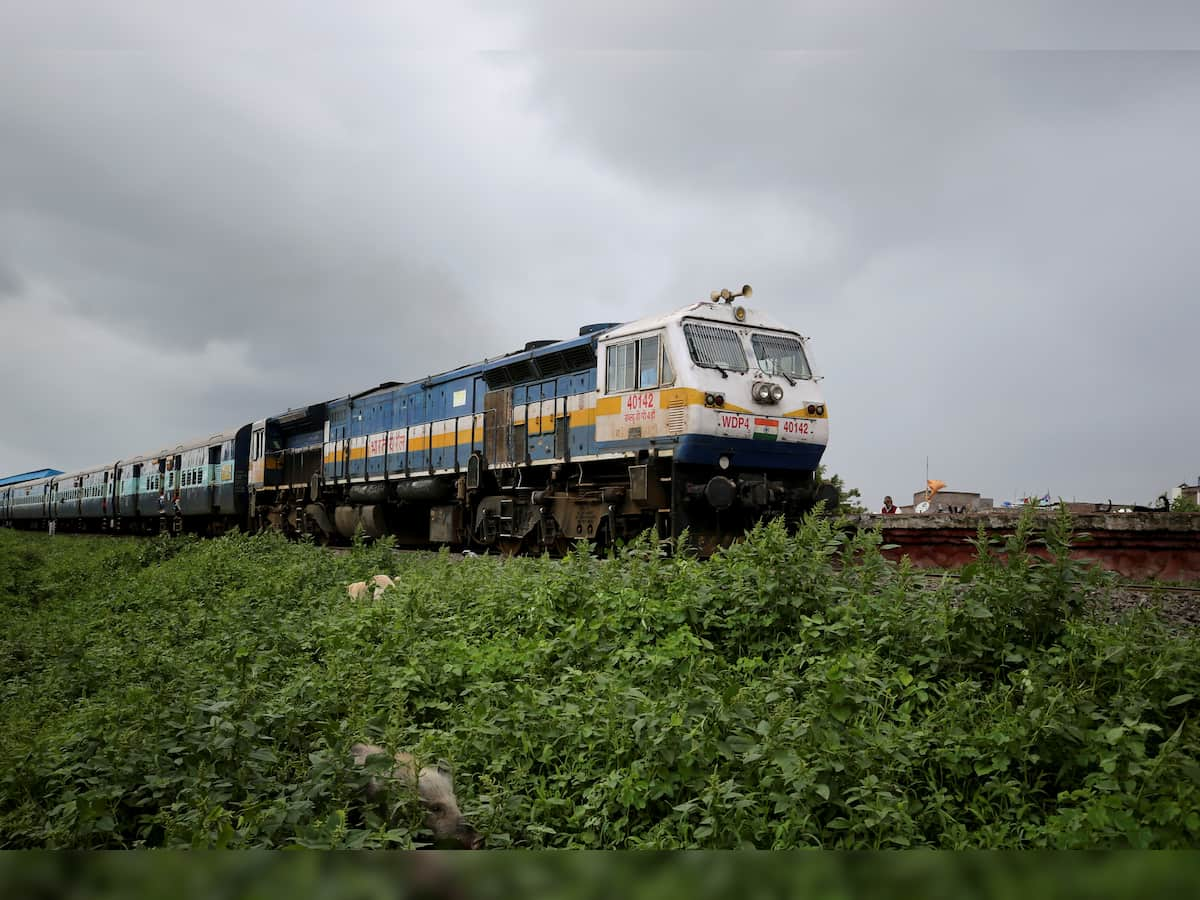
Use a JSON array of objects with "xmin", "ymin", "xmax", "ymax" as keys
[{"xmin": 926, "ymin": 479, "xmax": 946, "ymax": 501}]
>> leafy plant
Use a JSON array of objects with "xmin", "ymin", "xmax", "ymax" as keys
[
  {"xmin": 815, "ymin": 464, "xmax": 865, "ymax": 514},
  {"xmin": 1, "ymin": 511, "xmax": 1198, "ymax": 849},
  {"xmin": 1171, "ymin": 493, "xmax": 1200, "ymax": 513}
]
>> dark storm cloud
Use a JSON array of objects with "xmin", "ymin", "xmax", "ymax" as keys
[
  {"xmin": 499, "ymin": 0, "xmax": 1200, "ymax": 50},
  {"xmin": 0, "ymin": 43, "xmax": 487, "ymax": 367},
  {"xmin": 2, "ymin": 1, "xmax": 1198, "ymax": 507},
  {"xmin": 0, "ymin": 2, "xmax": 602, "ymax": 473},
  {"xmin": 519, "ymin": 52, "xmax": 1196, "ymax": 264},
  {"xmin": 502, "ymin": 17, "xmax": 1200, "ymax": 504},
  {"xmin": 0, "ymin": 260, "xmax": 23, "ymax": 299}
]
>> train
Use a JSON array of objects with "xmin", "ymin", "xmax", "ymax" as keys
[{"xmin": 1, "ymin": 287, "xmax": 834, "ymax": 553}]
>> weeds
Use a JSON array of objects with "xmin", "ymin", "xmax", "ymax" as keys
[{"xmin": 0, "ymin": 505, "xmax": 1197, "ymax": 848}]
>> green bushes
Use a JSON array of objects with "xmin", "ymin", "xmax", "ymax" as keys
[{"xmin": 1, "ymin": 508, "xmax": 1198, "ymax": 848}]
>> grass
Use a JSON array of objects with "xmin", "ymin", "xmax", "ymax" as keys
[{"xmin": 1, "ymin": 507, "xmax": 1198, "ymax": 848}]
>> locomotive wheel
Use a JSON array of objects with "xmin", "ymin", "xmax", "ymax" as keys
[
  {"xmin": 498, "ymin": 537, "xmax": 526, "ymax": 557},
  {"xmin": 305, "ymin": 516, "xmax": 336, "ymax": 546}
]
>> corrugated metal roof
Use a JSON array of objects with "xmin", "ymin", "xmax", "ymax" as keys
[{"xmin": 0, "ymin": 469, "xmax": 63, "ymax": 487}]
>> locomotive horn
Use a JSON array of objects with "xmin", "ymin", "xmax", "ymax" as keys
[{"xmin": 712, "ymin": 285, "xmax": 752, "ymax": 304}]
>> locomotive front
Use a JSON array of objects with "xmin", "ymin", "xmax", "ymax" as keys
[{"xmin": 595, "ymin": 288, "xmax": 833, "ymax": 549}]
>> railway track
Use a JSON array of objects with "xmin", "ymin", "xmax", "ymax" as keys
[
  {"xmin": 916, "ymin": 570, "xmax": 1200, "ymax": 595},
  {"xmin": 15, "ymin": 528, "xmax": 1200, "ymax": 627},
  {"xmin": 23, "ymin": 531, "xmax": 1200, "ymax": 593},
  {"xmin": 913, "ymin": 570, "xmax": 1200, "ymax": 629}
]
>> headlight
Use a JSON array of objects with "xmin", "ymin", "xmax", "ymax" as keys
[
  {"xmin": 753, "ymin": 382, "xmax": 780, "ymax": 403},
  {"xmin": 718, "ymin": 455, "xmax": 731, "ymax": 471},
  {"xmin": 705, "ymin": 393, "xmax": 715, "ymax": 407}
]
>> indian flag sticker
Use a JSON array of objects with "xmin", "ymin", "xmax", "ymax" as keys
[{"xmin": 753, "ymin": 417, "xmax": 779, "ymax": 441}]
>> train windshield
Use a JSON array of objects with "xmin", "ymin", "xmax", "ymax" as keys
[
  {"xmin": 683, "ymin": 322, "xmax": 748, "ymax": 373},
  {"xmin": 751, "ymin": 333, "xmax": 811, "ymax": 379}
]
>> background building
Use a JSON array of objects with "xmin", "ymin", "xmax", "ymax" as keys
[
  {"xmin": 1168, "ymin": 482, "xmax": 1200, "ymax": 506},
  {"xmin": 903, "ymin": 489, "xmax": 993, "ymax": 514}
]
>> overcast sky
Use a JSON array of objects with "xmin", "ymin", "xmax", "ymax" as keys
[{"xmin": 2, "ymin": 2, "xmax": 1199, "ymax": 507}]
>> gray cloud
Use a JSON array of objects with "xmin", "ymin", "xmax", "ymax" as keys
[
  {"xmin": 1, "ymin": 1, "xmax": 1198, "ymax": 509},
  {"xmin": 0, "ymin": 259, "xmax": 22, "ymax": 298},
  {"xmin": 497, "ymin": 1, "xmax": 1200, "ymax": 50},
  {"xmin": 513, "ymin": 44, "xmax": 1200, "ymax": 504}
]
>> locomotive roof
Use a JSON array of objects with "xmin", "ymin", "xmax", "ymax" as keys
[
  {"xmin": 331, "ymin": 328, "xmax": 614, "ymax": 407},
  {"xmin": 601, "ymin": 301, "xmax": 799, "ymax": 341},
  {"xmin": 327, "ymin": 302, "xmax": 802, "ymax": 407}
]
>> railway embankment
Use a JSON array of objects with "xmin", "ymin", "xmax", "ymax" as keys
[{"xmin": 867, "ymin": 510, "xmax": 1200, "ymax": 581}]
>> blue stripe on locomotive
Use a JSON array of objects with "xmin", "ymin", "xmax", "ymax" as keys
[{"xmin": 672, "ymin": 434, "xmax": 825, "ymax": 470}]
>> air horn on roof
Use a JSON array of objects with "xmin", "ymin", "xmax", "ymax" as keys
[{"xmin": 710, "ymin": 284, "xmax": 753, "ymax": 304}]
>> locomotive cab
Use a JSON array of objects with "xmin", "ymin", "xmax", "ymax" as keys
[{"xmin": 595, "ymin": 292, "xmax": 831, "ymax": 548}]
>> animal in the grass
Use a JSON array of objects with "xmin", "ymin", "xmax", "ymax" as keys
[
  {"xmin": 347, "ymin": 580, "xmax": 369, "ymax": 600},
  {"xmin": 350, "ymin": 743, "xmax": 483, "ymax": 849},
  {"xmin": 370, "ymin": 573, "xmax": 395, "ymax": 599}
]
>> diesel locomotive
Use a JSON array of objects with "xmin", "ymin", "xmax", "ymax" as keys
[{"xmin": 1, "ymin": 287, "xmax": 834, "ymax": 552}]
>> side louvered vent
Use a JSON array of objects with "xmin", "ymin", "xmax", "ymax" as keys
[
  {"xmin": 483, "ymin": 343, "xmax": 598, "ymax": 388},
  {"xmin": 667, "ymin": 396, "xmax": 688, "ymax": 434}
]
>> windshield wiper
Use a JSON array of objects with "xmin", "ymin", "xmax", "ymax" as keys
[
  {"xmin": 780, "ymin": 371, "xmax": 796, "ymax": 386},
  {"xmin": 711, "ymin": 363, "xmax": 729, "ymax": 378}
]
